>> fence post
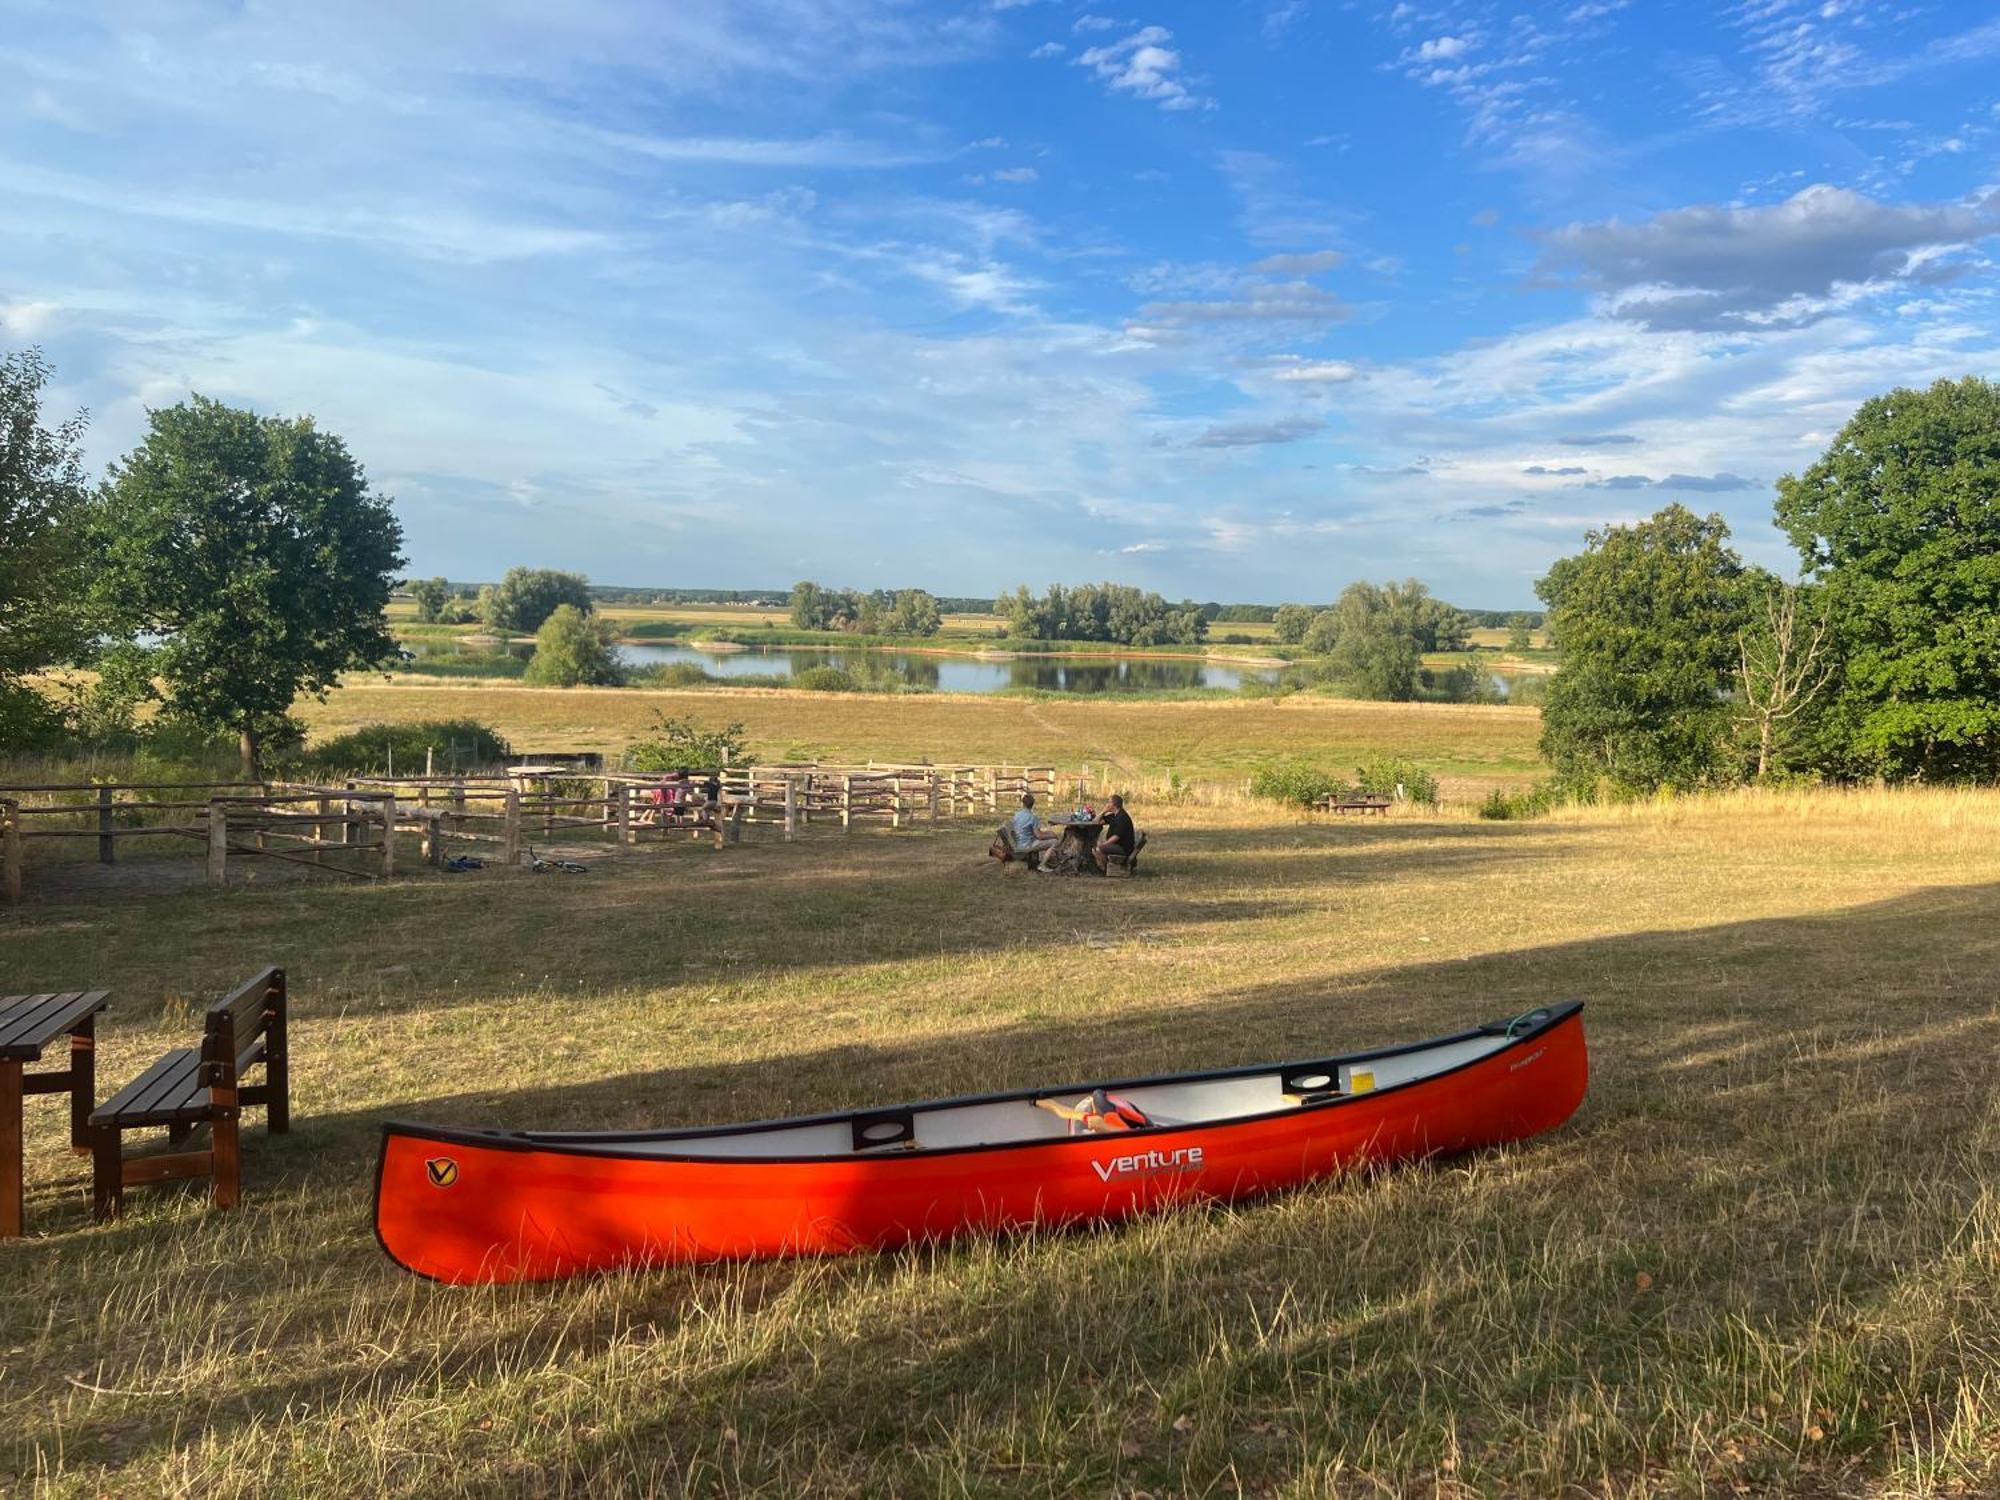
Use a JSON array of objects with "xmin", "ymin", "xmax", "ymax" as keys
[
  {"xmin": 841, "ymin": 775, "xmax": 852, "ymax": 829},
  {"xmin": 97, "ymin": 785, "xmax": 115, "ymax": 865},
  {"xmin": 2, "ymin": 800, "xmax": 21, "ymax": 904},
  {"xmin": 927, "ymin": 770, "xmax": 939, "ymax": 824},
  {"xmin": 784, "ymin": 778, "xmax": 796, "ymax": 842},
  {"xmin": 502, "ymin": 787, "xmax": 521, "ymax": 867},
  {"xmin": 380, "ymin": 794, "xmax": 397, "ymax": 878},
  {"xmin": 207, "ymin": 801, "xmax": 228, "ymax": 885},
  {"xmin": 615, "ymin": 781, "xmax": 632, "ymax": 846}
]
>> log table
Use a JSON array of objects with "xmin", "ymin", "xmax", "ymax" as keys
[
  {"xmin": 0, "ymin": 989, "xmax": 109, "ymax": 1238},
  {"xmin": 1041, "ymin": 816, "xmax": 1105, "ymax": 876}
]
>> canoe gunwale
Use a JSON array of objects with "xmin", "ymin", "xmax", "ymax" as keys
[{"xmin": 377, "ymin": 1000, "xmax": 1584, "ymax": 1168}]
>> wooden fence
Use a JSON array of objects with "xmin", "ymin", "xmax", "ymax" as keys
[{"xmin": 0, "ymin": 761, "xmax": 1060, "ymax": 902}]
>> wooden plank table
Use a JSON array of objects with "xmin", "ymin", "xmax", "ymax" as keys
[{"xmin": 0, "ymin": 989, "xmax": 110, "ymax": 1237}]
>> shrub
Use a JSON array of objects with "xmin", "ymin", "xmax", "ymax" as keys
[
  {"xmin": 299, "ymin": 719, "xmax": 511, "ymax": 774},
  {"xmin": 792, "ymin": 666, "xmax": 858, "ymax": 692},
  {"xmin": 1249, "ymin": 759, "xmax": 1350, "ymax": 808},
  {"xmin": 643, "ymin": 661, "xmax": 711, "ymax": 689},
  {"xmin": 523, "ymin": 605, "xmax": 624, "ymax": 687},
  {"xmin": 626, "ymin": 714, "xmax": 749, "ymax": 771},
  {"xmin": 1354, "ymin": 757, "xmax": 1439, "ymax": 807},
  {"xmin": 1477, "ymin": 782, "xmax": 1561, "ymax": 820}
]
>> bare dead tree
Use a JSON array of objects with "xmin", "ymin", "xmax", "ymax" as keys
[{"xmin": 1736, "ymin": 583, "xmax": 1837, "ymax": 780}]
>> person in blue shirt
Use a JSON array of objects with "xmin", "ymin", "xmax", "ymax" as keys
[{"xmin": 1009, "ymin": 792, "xmax": 1060, "ymax": 869}]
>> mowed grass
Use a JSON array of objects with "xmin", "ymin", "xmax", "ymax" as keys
[
  {"xmin": 300, "ymin": 683, "xmax": 1546, "ymax": 794},
  {"xmin": 2, "ymin": 787, "xmax": 1997, "ymax": 1496}
]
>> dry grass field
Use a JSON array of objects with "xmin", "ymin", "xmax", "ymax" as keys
[
  {"xmin": 3, "ymin": 783, "xmax": 1997, "ymax": 1496},
  {"xmin": 300, "ymin": 684, "xmax": 1546, "ymax": 796}
]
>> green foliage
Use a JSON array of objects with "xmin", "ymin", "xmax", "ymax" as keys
[
  {"xmin": 642, "ymin": 661, "xmax": 712, "ymax": 688},
  {"xmin": 407, "ymin": 577, "xmax": 451, "ymax": 623},
  {"xmin": 1506, "ymin": 613, "xmax": 1534, "ymax": 651},
  {"xmin": 1210, "ymin": 604, "xmax": 1276, "ymax": 623},
  {"xmin": 63, "ymin": 642, "xmax": 159, "ymax": 748},
  {"xmin": 93, "ymin": 394, "xmax": 405, "ymax": 775},
  {"xmin": 0, "ymin": 348, "xmax": 95, "ymax": 709},
  {"xmin": 1272, "ymin": 602, "xmax": 1316, "ymax": 644},
  {"xmin": 523, "ymin": 605, "xmax": 625, "ymax": 687},
  {"xmin": 1248, "ymin": 759, "xmax": 1349, "ymax": 808},
  {"xmin": 792, "ymin": 665, "xmax": 859, "ymax": 692},
  {"xmin": 1354, "ymin": 757, "xmax": 1440, "ymax": 806},
  {"xmin": 788, "ymin": 582, "xmax": 943, "ymax": 636},
  {"xmin": 482, "ymin": 567, "xmax": 593, "ymax": 634},
  {"xmin": 1775, "ymin": 376, "xmax": 2000, "ymax": 781},
  {"xmin": 1299, "ymin": 581, "xmax": 1470, "ymax": 701},
  {"xmin": 1536, "ymin": 504, "xmax": 1747, "ymax": 793},
  {"xmin": 626, "ymin": 713, "xmax": 750, "ymax": 771},
  {"xmin": 298, "ymin": 719, "xmax": 511, "ymax": 773},
  {"xmin": 1477, "ymin": 783, "xmax": 1559, "ymax": 820},
  {"xmin": 998, "ymin": 582, "xmax": 1208, "ymax": 646}
]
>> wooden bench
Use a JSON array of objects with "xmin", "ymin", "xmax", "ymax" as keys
[
  {"xmin": 89, "ymin": 967, "xmax": 290, "ymax": 1219},
  {"xmin": 1321, "ymin": 794, "xmax": 1392, "ymax": 815},
  {"xmin": 1101, "ymin": 830, "xmax": 1148, "ymax": 877},
  {"xmin": 988, "ymin": 824, "xmax": 1042, "ymax": 870}
]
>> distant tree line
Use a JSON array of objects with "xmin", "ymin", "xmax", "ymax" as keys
[
  {"xmin": 1537, "ymin": 376, "xmax": 2000, "ymax": 791},
  {"xmin": 995, "ymin": 583, "xmax": 1208, "ymax": 646},
  {"xmin": 788, "ymin": 581, "xmax": 944, "ymax": 636}
]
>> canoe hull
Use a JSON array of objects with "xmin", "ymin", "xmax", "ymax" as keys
[{"xmin": 376, "ymin": 1008, "xmax": 1587, "ymax": 1284}]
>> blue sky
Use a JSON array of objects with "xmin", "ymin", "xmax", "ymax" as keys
[{"xmin": 3, "ymin": 1, "xmax": 1997, "ymax": 607}]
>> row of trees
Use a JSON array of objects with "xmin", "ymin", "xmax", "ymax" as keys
[
  {"xmin": 788, "ymin": 581, "xmax": 944, "ymax": 636},
  {"xmin": 1538, "ymin": 377, "xmax": 2000, "ymax": 789},
  {"xmin": 995, "ymin": 583, "xmax": 1208, "ymax": 646},
  {"xmin": 408, "ymin": 568, "xmax": 595, "ymax": 633},
  {"xmin": 2, "ymin": 350, "xmax": 404, "ymax": 775}
]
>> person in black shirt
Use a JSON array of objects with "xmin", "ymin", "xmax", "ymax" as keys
[{"xmin": 1094, "ymin": 794, "xmax": 1136, "ymax": 873}]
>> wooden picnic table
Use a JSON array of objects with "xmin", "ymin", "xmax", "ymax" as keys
[
  {"xmin": 1320, "ymin": 793, "xmax": 1392, "ymax": 815},
  {"xmin": 0, "ymin": 989, "xmax": 109, "ymax": 1237},
  {"xmin": 1041, "ymin": 817, "xmax": 1104, "ymax": 875}
]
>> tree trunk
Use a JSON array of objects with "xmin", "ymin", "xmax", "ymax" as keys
[
  {"xmin": 1756, "ymin": 718, "xmax": 1772, "ymax": 781},
  {"xmin": 239, "ymin": 726, "xmax": 261, "ymax": 781}
]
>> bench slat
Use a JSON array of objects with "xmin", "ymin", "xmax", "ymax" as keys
[{"xmin": 91, "ymin": 1048, "xmax": 209, "ymax": 1127}]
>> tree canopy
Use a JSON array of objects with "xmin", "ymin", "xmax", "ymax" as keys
[
  {"xmin": 788, "ymin": 581, "xmax": 943, "ymax": 636},
  {"xmin": 481, "ymin": 568, "xmax": 593, "ymax": 634},
  {"xmin": 1535, "ymin": 504, "xmax": 1747, "ymax": 792},
  {"xmin": 523, "ymin": 604, "xmax": 624, "ymax": 687},
  {"xmin": 94, "ymin": 396, "xmax": 404, "ymax": 775},
  {"xmin": 1775, "ymin": 376, "xmax": 2000, "ymax": 781},
  {"xmin": 0, "ymin": 348, "xmax": 94, "ymax": 742},
  {"xmin": 1297, "ymin": 580, "xmax": 1469, "ymax": 700},
  {"xmin": 997, "ymin": 583, "xmax": 1207, "ymax": 646}
]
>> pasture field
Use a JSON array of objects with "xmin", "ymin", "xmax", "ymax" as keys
[
  {"xmin": 2, "ymin": 785, "xmax": 1996, "ymax": 1496},
  {"xmin": 299, "ymin": 683, "xmax": 1546, "ymax": 795}
]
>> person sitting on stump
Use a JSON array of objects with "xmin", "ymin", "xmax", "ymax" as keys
[
  {"xmin": 1094, "ymin": 793, "xmax": 1136, "ymax": 873},
  {"xmin": 1010, "ymin": 792, "xmax": 1061, "ymax": 870}
]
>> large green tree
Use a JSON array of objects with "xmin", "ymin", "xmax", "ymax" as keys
[
  {"xmin": 95, "ymin": 396, "xmax": 405, "ymax": 775},
  {"xmin": 1536, "ymin": 504, "xmax": 1747, "ymax": 792},
  {"xmin": 1774, "ymin": 376, "xmax": 2000, "ymax": 781},
  {"xmin": 0, "ymin": 348, "xmax": 94, "ymax": 743},
  {"xmin": 481, "ymin": 567, "xmax": 592, "ymax": 634},
  {"xmin": 523, "ymin": 604, "xmax": 624, "ymax": 686}
]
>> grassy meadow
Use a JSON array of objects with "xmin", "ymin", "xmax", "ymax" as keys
[
  {"xmin": 3, "ymin": 764, "xmax": 1998, "ymax": 1495},
  {"xmin": 299, "ymin": 683, "xmax": 1546, "ymax": 797}
]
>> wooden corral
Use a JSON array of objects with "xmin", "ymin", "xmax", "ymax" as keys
[{"xmin": 0, "ymin": 763, "xmax": 1058, "ymax": 902}]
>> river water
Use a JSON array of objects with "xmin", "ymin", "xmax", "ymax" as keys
[{"xmin": 614, "ymin": 643, "xmax": 1283, "ymax": 694}]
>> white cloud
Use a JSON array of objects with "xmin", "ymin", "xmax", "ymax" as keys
[
  {"xmin": 1073, "ymin": 14, "xmax": 1120, "ymax": 32},
  {"xmin": 1540, "ymin": 184, "xmax": 2000, "ymax": 330},
  {"xmin": 1407, "ymin": 35, "xmax": 1473, "ymax": 63},
  {"xmin": 1131, "ymin": 281, "xmax": 1349, "ymax": 329},
  {"xmin": 1269, "ymin": 358, "xmax": 1358, "ymax": 383},
  {"xmin": 0, "ymin": 300, "xmax": 62, "ymax": 337},
  {"xmin": 1189, "ymin": 413, "xmax": 1325, "ymax": 447},
  {"xmin": 1075, "ymin": 27, "xmax": 1211, "ymax": 112},
  {"xmin": 1250, "ymin": 249, "xmax": 1343, "ymax": 274},
  {"xmin": 1030, "ymin": 41, "xmax": 1065, "ymax": 58}
]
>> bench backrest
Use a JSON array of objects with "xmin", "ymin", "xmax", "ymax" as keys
[{"xmin": 201, "ymin": 967, "xmax": 287, "ymax": 1088}]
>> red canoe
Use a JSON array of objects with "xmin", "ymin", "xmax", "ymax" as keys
[{"xmin": 375, "ymin": 1002, "xmax": 1587, "ymax": 1284}]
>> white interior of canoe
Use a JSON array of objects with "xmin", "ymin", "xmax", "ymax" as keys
[{"xmin": 533, "ymin": 1031, "xmax": 1515, "ymax": 1159}]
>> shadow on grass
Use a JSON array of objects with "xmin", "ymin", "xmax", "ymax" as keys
[{"xmin": 6, "ymin": 868, "xmax": 1997, "ymax": 1492}]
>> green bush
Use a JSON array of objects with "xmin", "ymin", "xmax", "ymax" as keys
[
  {"xmin": 643, "ymin": 661, "xmax": 712, "ymax": 688},
  {"xmin": 523, "ymin": 605, "xmax": 625, "ymax": 687},
  {"xmin": 1354, "ymin": 757, "xmax": 1439, "ymax": 807},
  {"xmin": 1477, "ymin": 783, "xmax": 1560, "ymax": 820},
  {"xmin": 626, "ymin": 714, "xmax": 749, "ymax": 771},
  {"xmin": 298, "ymin": 719, "xmax": 511, "ymax": 774},
  {"xmin": 792, "ymin": 666, "xmax": 858, "ymax": 692},
  {"xmin": 1248, "ymin": 759, "xmax": 1349, "ymax": 808}
]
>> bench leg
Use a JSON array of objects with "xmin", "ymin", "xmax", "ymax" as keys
[
  {"xmin": 91, "ymin": 1126, "xmax": 123, "ymax": 1221},
  {"xmin": 168, "ymin": 1122, "xmax": 193, "ymax": 1145},
  {"xmin": 1, "ymin": 1060, "xmax": 21, "ymax": 1238},
  {"xmin": 69, "ymin": 1017, "xmax": 95, "ymax": 1152},
  {"xmin": 211, "ymin": 1110, "xmax": 241, "ymax": 1210}
]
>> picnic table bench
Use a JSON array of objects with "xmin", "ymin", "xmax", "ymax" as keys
[
  {"xmin": 89, "ymin": 967, "xmax": 290, "ymax": 1219},
  {"xmin": 1320, "ymin": 793, "xmax": 1392, "ymax": 815},
  {"xmin": 0, "ymin": 988, "xmax": 110, "ymax": 1238}
]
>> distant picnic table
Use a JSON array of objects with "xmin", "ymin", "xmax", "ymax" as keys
[{"xmin": 1319, "ymin": 793, "xmax": 1392, "ymax": 816}]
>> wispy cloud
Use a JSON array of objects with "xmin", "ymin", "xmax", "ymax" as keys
[{"xmin": 1075, "ymin": 26, "xmax": 1211, "ymax": 112}]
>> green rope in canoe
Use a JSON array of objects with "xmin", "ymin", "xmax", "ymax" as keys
[{"xmin": 1504, "ymin": 1007, "xmax": 1552, "ymax": 1038}]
